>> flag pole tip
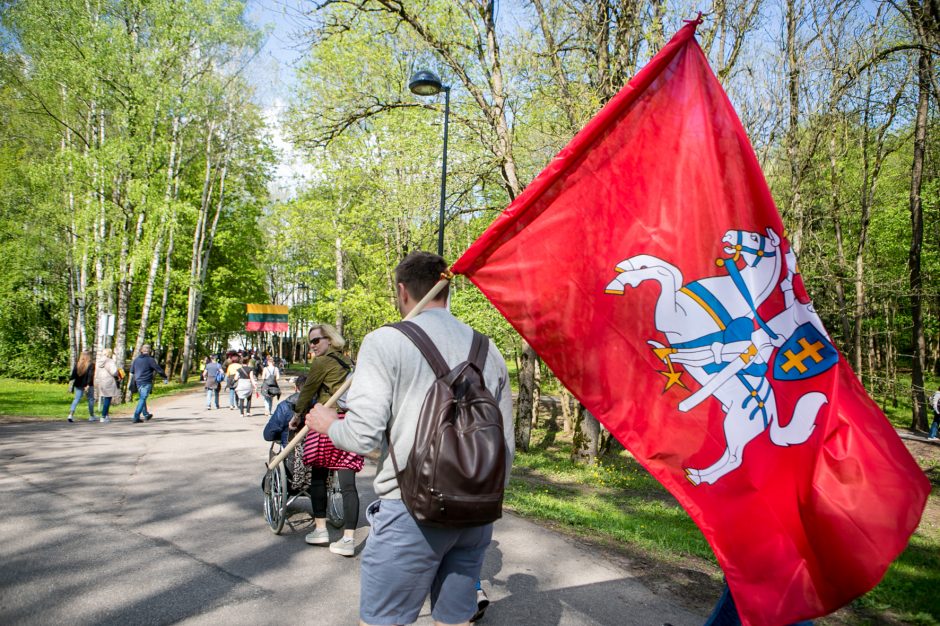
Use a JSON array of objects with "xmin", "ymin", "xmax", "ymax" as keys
[{"xmin": 684, "ymin": 12, "xmax": 704, "ymax": 28}]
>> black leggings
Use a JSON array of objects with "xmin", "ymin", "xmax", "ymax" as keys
[{"xmin": 310, "ymin": 468, "xmax": 359, "ymax": 531}]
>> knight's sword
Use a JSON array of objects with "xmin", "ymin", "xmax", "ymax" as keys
[{"xmin": 677, "ymin": 343, "xmax": 758, "ymax": 412}]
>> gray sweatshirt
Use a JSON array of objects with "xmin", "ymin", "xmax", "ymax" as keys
[{"xmin": 328, "ymin": 307, "xmax": 514, "ymax": 499}]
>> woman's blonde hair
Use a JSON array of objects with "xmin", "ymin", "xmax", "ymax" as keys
[
  {"xmin": 101, "ymin": 348, "xmax": 114, "ymax": 359},
  {"xmin": 310, "ymin": 323, "xmax": 345, "ymax": 349},
  {"xmin": 76, "ymin": 351, "xmax": 93, "ymax": 376}
]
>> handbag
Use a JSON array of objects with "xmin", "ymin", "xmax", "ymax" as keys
[{"xmin": 129, "ymin": 378, "xmax": 139, "ymax": 394}]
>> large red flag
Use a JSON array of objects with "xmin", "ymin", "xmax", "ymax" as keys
[{"xmin": 452, "ymin": 20, "xmax": 929, "ymax": 626}]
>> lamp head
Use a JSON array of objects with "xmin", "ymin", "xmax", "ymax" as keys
[{"xmin": 409, "ymin": 70, "xmax": 444, "ymax": 96}]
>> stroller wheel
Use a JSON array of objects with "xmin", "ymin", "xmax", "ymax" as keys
[
  {"xmin": 263, "ymin": 462, "xmax": 288, "ymax": 534},
  {"xmin": 326, "ymin": 470, "xmax": 345, "ymax": 528}
]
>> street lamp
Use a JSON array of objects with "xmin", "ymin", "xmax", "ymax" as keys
[{"xmin": 409, "ymin": 69, "xmax": 450, "ymax": 257}]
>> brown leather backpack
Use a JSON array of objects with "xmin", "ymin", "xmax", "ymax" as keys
[{"xmin": 388, "ymin": 321, "xmax": 507, "ymax": 528}]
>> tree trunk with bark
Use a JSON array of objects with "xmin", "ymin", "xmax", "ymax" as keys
[
  {"xmin": 572, "ymin": 405, "xmax": 600, "ymax": 464},
  {"xmin": 908, "ymin": 52, "xmax": 930, "ymax": 432},
  {"xmin": 515, "ymin": 341, "xmax": 537, "ymax": 452}
]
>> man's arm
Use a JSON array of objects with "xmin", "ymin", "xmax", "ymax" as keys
[
  {"xmin": 324, "ymin": 331, "xmax": 395, "ymax": 455},
  {"xmin": 494, "ymin": 355, "xmax": 515, "ymax": 482},
  {"xmin": 152, "ymin": 357, "xmax": 168, "ymax": 381}
]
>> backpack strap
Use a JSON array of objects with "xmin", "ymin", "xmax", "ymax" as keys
[
  {"xmin": 389, "ymin": 322, "xmax": 450, "ymax": 379},
  {"xmin": 468, "ymin": 331, "xmax": 489, "ymax": 373},
  {"xmin": 327, "ymin": 352, "xmax": 352, "ymax": 372}
]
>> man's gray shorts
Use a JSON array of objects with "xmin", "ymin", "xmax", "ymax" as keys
[{"xmin": 360, "ymin": 498, "xmax": 493, "ymax": 625}]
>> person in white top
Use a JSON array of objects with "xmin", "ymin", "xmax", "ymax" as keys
[{"xmin": 260, "ymin": 356, "xmax": 281, "ymax": 416}]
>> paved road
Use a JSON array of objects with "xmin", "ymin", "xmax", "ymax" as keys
[{"xmin": 0, "ymin": 388, "xmax": 704, "ymax": 625}]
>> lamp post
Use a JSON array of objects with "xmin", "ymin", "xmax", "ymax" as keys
[{"xmin": 409, "ymin": 70, "xmax": 450, "ymax": 257}]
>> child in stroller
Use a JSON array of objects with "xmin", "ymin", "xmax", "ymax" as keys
[
  {"xmin": 262, "ymin": 375, "xmax": 314, "ymax": 534},
  {"xmin": 262, "ymin": 375, "xmax": 345, "ymax": 534}
]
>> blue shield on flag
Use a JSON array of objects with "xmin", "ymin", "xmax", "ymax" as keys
[{"xmin": 773, "ymin": 323, "xmax": 839, "ymax": 381}]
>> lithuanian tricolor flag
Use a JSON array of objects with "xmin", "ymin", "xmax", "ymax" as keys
[{"xmin": 246, "ymin": 304, "xmax": 289, "ymax": 332}]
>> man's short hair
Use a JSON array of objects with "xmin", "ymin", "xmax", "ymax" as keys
[
  {"xmin": 141, "ymin": 344, "xmax": 151, "ymax": 355},
  {"xmin": 395, "ymin": 251, "xmax": 448, "ymax": 302}
]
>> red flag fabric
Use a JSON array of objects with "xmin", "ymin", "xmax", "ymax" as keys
[{"xmin": 452, "ymin": 20, "xmax": 929, "ymax": 626}]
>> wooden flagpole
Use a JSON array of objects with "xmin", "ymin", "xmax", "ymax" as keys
[{"xmin": 267, "ymin": 275, "xmax": 452, "ymax": 470}]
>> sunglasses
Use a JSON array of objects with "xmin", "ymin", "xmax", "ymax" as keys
[{"xmin": 309, "ymin": 337, "xmax": 326, "ymax": 345}]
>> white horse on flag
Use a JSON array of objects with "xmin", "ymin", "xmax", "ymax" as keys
[{"xmin": 605, "ymin": 227, "xmax": 833, "ymax": 485}]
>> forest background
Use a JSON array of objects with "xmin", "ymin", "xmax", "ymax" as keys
[{"xmin": 0, "ymin": 0, "xmax": 938, "ymax": 444}]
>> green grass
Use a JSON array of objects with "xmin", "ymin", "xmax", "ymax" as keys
[
  {"xmin": 858, "ymin": 531, "xmax": 940, "ymax": 625},
  {"xmin": 508, "ymin": 427, "xmax": 940, "ymax": 624},
  {"xmin": 506, "ymin": 441, "xmax": 715, "ymax": 564},
  {"xmin": 0, "ymin": 377, "xmax": 201, "ymax": 419}
]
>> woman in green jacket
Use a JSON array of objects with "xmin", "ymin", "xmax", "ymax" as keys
[{"xmin": 290, "ymin": 323, "xmax": 362, "ymax": 557}]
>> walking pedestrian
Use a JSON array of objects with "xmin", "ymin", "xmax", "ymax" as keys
[
  {"xmin": 203, "ymin": 355, "xmax": 223, "ymax": 410},
  {"xmin": 260, "ymin": 355, "xmax": 281, "ymax": 416},
  {"xmin": 234, "ymin": 359, "xmax": 257, "ymax": 416},
  {"xmin": 128, "ymin": 344, "xmax": 168, "ymax": 423},
  {"xmin": 307, "ymin": 252, "xmax": 514, "ymax": 624},
  {"xmin": 67, "ymin": 350, "xmax": 97, "ymax": 423},
  {"xmin": 225, "ymin": 354, "xmax": 241, "ymax": 410},
  {"xmin": 93, "ymin": 348, "xmax": 123, "ymax": 424},
  {"xmin": 291, "ymin": 323, "xmax": 362, "ymax": 556}
]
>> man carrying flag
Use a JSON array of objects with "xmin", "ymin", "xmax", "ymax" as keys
[{"xmin": 450, "ymin": 17, "xmax": 929, "ymax": 626}]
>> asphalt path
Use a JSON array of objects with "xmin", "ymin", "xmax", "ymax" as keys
[{"xmin": 0, "ymin": 387, "xmax": 704, "ymax": 625}]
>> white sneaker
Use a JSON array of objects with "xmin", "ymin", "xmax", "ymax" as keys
[
  {"xmin": 101, "ymin": 417, "xmax": 111, "ymax": 424},
  {"xmin": 471, "ymin": 588, "xmax": 490, "ymax": 622},
  {"xmin": 305, "ymin": 528, "xmax": 330, "ymax": 545},
  {"xmin": 329, "ymin": 536, "xmax": 356, "ymax": 557}
]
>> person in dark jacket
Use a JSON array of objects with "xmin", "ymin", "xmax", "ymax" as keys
[
  {"xmin": 203, "ymin": 355, "xmax": 223, "ymax": 410},
  {"xmin": 129, "ymin": 344, "xmax": 168, "ymax": 423},
  {"xmin": 67, "ymin": 350, "xmax": 97, "ymax": 423},
  {"xmin": 263, "ymin": 375, "xmax": 305, "ymax": 446}
]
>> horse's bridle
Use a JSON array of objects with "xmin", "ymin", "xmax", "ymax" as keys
[{"xmin": 729, "ymin": 231, "xmax": 777, "ymax": 267}]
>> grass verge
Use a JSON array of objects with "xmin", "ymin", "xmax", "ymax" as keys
[
  {"xmin": 508, "ymin": 427, "xmax": 940, "ymax": 624},
  {"xmin": 0, "ymin": 377, "xmax": 202, "ymax": 419}
]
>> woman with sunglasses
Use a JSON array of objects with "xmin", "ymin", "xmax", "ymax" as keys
[{"xmin": 290, "ymin": 323, "xmax": 363, "ymax": 556}]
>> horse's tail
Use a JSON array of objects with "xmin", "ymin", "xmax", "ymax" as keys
[{"xmin": 770, "ymin": 391, "xmax": 825, "ymax": 446}]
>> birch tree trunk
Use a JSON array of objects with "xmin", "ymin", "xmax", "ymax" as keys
[
  {"xmin": 335, "ymin": 235, "xmax": 344, "ymax": 336},
  {"xmin": 156, "ymin": 150, "xmax": 181, "ymax": 353},
  {"xmin": 785, "ymin": 0, "xmax": 804, "ymax": 255},
  {"xmin": 181, "ymin": 120, "xmax": 230, "ymax": 382},
  {"xmin": 134, "ymin": 115, "xmax": 179, "ymax": 356},
  {"xmin": 180, "ymin": 120, "xmax": 216, "ymax": 382},
  {"xmin": 908, "ymin": 52, "xmax": 930, "ymax": 432}
]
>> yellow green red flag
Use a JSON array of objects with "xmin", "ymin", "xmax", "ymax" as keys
[{"xmin": 246, "ymin": 304, "xmax": 289, "ymax": 332}]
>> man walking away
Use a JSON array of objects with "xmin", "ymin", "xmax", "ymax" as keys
[
  {"xmin": 129, "ymin": 344, "xmax": 168, "ymax": 423},
  {"xmin": 309, "ymin": 251, "xmax": 514, "ymax": 626},
  {"xmin": 204, "ymin": 355, "xmax": 223, "ymax": 410}
]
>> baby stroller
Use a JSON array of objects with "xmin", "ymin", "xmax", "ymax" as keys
[{"xmin": 263, "ymin": 439, "xmax": 345, "ymax": 535}]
